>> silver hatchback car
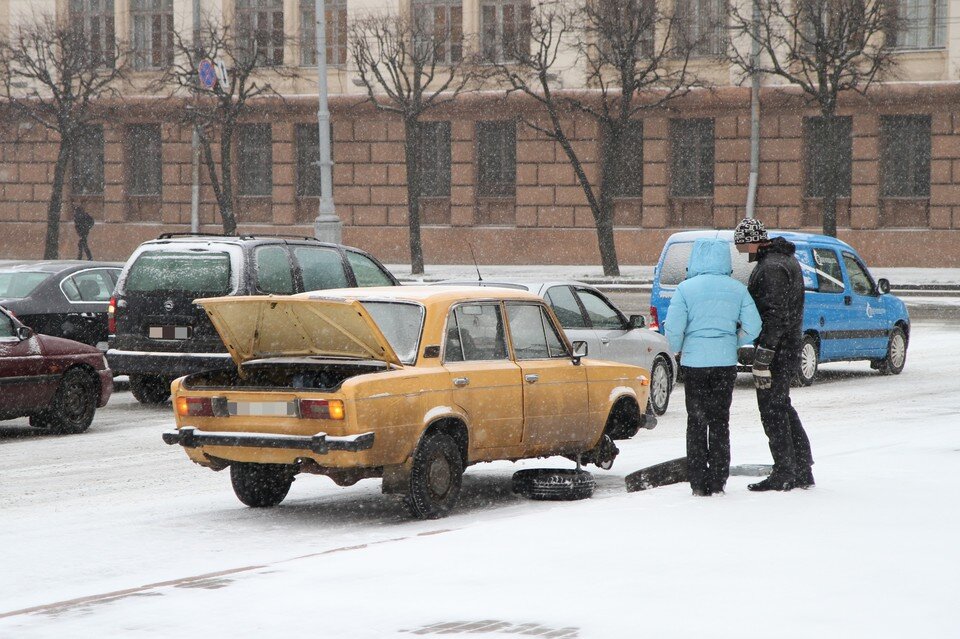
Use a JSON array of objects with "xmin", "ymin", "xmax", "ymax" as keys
[{"xmin": 435, "ymin": 280, "xmax": 676, "ymax": 416}]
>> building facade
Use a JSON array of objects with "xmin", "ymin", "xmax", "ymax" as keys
[{"xmin": 1, "ymin": 0, "xmax": 959, "ymax": 267}]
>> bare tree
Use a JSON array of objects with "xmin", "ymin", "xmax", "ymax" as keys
[
  {"xmin": 489, "ymin": 0, "xmax": 697, "ymax": 277},
  {"xmin": 0, "ymin": 14, "xmax": 125, "ymax": 259},
  {"xmin": 162, "ymin": 16, "xmax": 296, "ymax": 235},
  {"xmin": 728, "ymin": 0, "xmax": 899, "ymax": 237},
  {"xmin": 351, "ymin": 10, "xmax": 474, "ymax": 275}
]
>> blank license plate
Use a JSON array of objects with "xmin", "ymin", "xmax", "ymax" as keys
[
  {"xmin": 228, "ymin": 401, "xmax": 298, "ymax": 417},
  {"xmin": 149, "ymin": 325, "xmax": 192, "ymax": 340}
]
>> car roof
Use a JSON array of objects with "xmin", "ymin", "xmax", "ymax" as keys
[
  {"xmin": 0, "ymin": 260, "xmax": 123, "ymax": 274},
  {"xmin": 664, "ymin": 229, "xmax": 855, "ymax": 251},
  {"xmin": 435, "ymin": 279, "xmax": 597, "ymax": 293},
  {"xmin": 297, "ymin": 285, "xmax": 545, "ymax": 304},
  {"xmin": 140, "ymin": 234, "xmax": 345, "ymax": 249}
]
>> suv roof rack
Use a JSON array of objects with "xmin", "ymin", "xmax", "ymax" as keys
[
  {"xmin": 237, "ymin": 234, "xmax": 322, "ymax": 242},
  {"xmin": 156, "ymin": 232, "xmax": 235, "ymax": 240},
  {"xmin": 155, "ymin": 232, "xmax": 325, "ymax": 243}
]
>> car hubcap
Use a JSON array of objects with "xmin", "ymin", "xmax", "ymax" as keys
[
  {"xmin": 64, "ymin": 383, "xmax": 86, "ymax": 419},
  {"xmin": 891, "ymin": 334, "xmax": 906, "ymax": 368},
  {"xmin": 652, "ymin": 363, "xmax": 669, "ymax": 408},
  {"xmin": 428, "ymin": 456, "xmax": 452, "ymax": 498},
  {"xmin": 801, "ymin": 344, "xmax": 817, "ymax": 379}
]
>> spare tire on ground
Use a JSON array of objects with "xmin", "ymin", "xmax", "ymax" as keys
[{"xmin": 512, "ymin": 468, "xmax": 595, "ymax": 501}]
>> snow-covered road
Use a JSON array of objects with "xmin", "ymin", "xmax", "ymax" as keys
[{"xmin": 1, "ymin": 320, "xmax": 958, "ymax": 638}]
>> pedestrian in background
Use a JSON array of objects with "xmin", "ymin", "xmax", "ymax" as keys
[
  {"xmin": 733, "ymin": 218, "xmax": 815, "ymax": 491},
  {"xmin": 73, "ymin": 205, "xmax": 94, "ymax": 260},
  {"xmin": 665, "ymin": 238, "xmax": 762, "ymax": 496}
]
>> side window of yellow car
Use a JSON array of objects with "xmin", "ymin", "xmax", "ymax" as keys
[
  {"xmin": 506, "ymin": 304, "xmax": 569, "ymax": 360},
  {"xmin": 444, "ymin": 303, "xmax": 508, "ymax": 362}
]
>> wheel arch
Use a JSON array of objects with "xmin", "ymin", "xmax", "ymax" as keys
[
  {"xmin": 62, "ymin": 362, "xmax": 101, "ymax": 395},
  {"xmin": 419, "ymin": 416, "xmax": 469, "ymax": 466}
]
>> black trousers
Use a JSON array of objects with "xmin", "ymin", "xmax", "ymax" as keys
[
  {"xmin": 757, "ymin": 347, "xmax": 813, "ymax": 479},
  {"xmin": 683, "ymin": 365, "xmax": 737, "ymax": 492},
  {"xmin": 77, "ymin": 236, "xmax": 92, "ymax": 260}
]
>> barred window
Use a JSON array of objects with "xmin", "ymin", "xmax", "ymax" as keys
[
  {"xmin": 69, "ymin": 0, "xmax": 116, "ymax": 68},
  {"xmin": 237, "ymin": 0, "xmax": 285, "ymax": 66},
  {"xmin": 805, "ymin": 117, "xmax": 852, "ymax": 198},
  {"xmin": 670, "ymin": 118, "xmax": 714, "ymax": 197},
  {"xmin": 419, "ymin": 121, "xmax": 452, "ymax": 197},
  {"xmin": 131, "ymin": 0, "xmax": 174, "ymax": 70},
  {"xmin": 72, "ymin": 125, "xmax": 105, "ymax": 196},
  {"xmin": 477, "ymin": 121, "xmax": 516, "ymax": 197},
  {"xmin": 300, "ymin": 0, "xmax": 348, "ymax": 66},
  {"xmin": 676, "ymin": 0, "xmax": 726, "ymax": 57},
  {"xmin": 480, "ymin": 1, "xmax": 531, "ymax": 62},
  {"xmin": 128, "ymin": 124, "xmax": 162, "ymax": 196},
  {"xmin": 891, "ymin": 0, "xmax": 946, "ymax": 49},
  {"xmin": 238, "ymin": 124, "xmax": 273, "ymax": 196},
  {"xmin": 605, "ymin": 120, "xmax": 644, "ymax": 198},
  {"xmin": 295, "ymin": 123, "xmax": 334, "ymax": 197},
  {"xmin": 413, "ymin": 0, "xmax": 464, "ymax": 64},
  {"xmin": 881, "ymin": 115, "xmax": 930, "ymax": 198}
]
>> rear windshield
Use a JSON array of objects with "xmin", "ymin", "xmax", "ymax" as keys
[
  {"xmin": 124, "ymin": 251, "xmax": 232, "ymax": 294},
  {"xmin": 659, "ymin": 242, "xmax": 755, "ymax": 287},
  {"xmin": 360, "ymin": 301, "xmax": 424, "ymax": 365},
  {"xmin": 0, "ymin": 271, "xmax": 50, "ymax": 299}
]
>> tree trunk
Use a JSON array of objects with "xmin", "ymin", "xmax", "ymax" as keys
[
  {"xmin": 596, "ymin": 125, "xmax": 621, "ymax": 277},
  {"xmin": 219, "ymin": 123, "xmax": 237, "ymax": 235},
  {"xmin": 820, "ymin": 115, "xmax": 840, "ymax": 238},
  {"xmin": 403, "ymin": 117, "xmax": 425, "ymax": 275},
  {"xmin": 43, "ymin": 141, "xmax": 73, "ymax": 260}
]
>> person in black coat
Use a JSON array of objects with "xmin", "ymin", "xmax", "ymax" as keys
[
  {"xmin": 734, "ymin": 218, "xmax": 814, "ymax": 491},
  {"xmin": 73, "ymin": 205, "xmax": 94, "ymax": 260}
]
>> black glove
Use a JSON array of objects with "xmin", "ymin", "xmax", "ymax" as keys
[{"xmin": 753, "ymin": 346, "xmax": 775, "ymax": 390}]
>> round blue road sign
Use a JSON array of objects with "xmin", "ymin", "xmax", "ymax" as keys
[{"xmin": 198, "ymin": 59, "xmax": 217, "ymax": 90}]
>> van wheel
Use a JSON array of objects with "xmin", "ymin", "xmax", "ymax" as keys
[
  {"xmin": 35, "ymin": 368, "xmax": 98, "ymax": 434},
  {"xmin": 230, "ymin": 463, "xmax": 296, "ymax": 508},
  {"xmin": 405, "ymin": 431, "xmax": 464, "ymax": 520},
  {"xmin": 795, "ymin": 336, "xmax": 819, "ymax": 386},
  {"xmin": 646, "ymin": 355, "xmax": 672, "ymax": 416},
  {"xmin": 130, "ymin": 374, "xmax": 170, "ymax": 404},
  {"xmin": 512, "ymin": 469, "xmax": 595, "ymax": 501},
  {"xmin": 876, "ymin": 326, "xmax": 907, "ymax": 375}
]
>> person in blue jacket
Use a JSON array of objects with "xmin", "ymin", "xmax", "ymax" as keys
[{"xmin": 665, "ymin": 238, "xmax": 762, "ymax": 495}]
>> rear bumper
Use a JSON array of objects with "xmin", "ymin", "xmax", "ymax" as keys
[
  {"xmin": 162, "ymin": 427, "xmax": 375, "ymax": 455},
  {"xmin": 97, "ymin": 369, "xmax": 113, "ymax": 407},
  {"xmin": 107, "ymin": 349, "xmax": 233, "ymax": 377}
]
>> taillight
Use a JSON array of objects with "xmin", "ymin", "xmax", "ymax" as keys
[
  {"xmin": 649, "ymin": 306, "xmax": 660, "ymax": 331},
  {"xmin": 176, "ymin": 396, "xmax": 215, "ymax": 417},
  {"xmin": 107, "ymin": 296, "xmax": 116, "ymax": 334},
  {"xmin": 299, "ymin": 399, "xmax": 345, "ymax": 420}
]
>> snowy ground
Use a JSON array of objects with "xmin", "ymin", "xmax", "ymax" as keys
[{"xmin": 1, "ymin": 320, "xmax": 958, "ymax": 638}]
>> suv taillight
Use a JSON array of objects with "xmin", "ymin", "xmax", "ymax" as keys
[
  {"xmin": 649, "ymin": 306, "xmax": 660, "ymax": 331},
  {"xmin": 108, "ymin": 296, "xmax": 117, "ymax": 334}
]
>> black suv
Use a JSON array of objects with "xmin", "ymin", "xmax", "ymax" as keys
[{"xmin": 107, "ymin": 234, "xmax": 399, "ymax": 404}]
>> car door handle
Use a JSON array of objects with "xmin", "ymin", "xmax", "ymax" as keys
[
  {"xmin": 600, "ymin": 338, "xmax": 610, "ymax": 345},
  {"xmin": 525, "ymin": 374, "xmax": 539, "ymax": 384},
  {"xmin": 453, "ymin": 377, "xmax": 470, "ymax": 387}
]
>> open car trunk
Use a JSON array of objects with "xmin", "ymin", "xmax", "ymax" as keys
[{"xmin": 182, "ymin": 357, "xmax": 389, "ymax": 391}]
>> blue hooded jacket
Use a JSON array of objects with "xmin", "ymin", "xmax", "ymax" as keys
[{"xmin": 664, "ymin": 238, "xmax": 762, "ymax": 368}]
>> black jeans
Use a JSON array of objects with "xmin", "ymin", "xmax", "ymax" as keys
[
  {"xmin": 756, "ymin": 347, "xmax": 813, "ymax": 480},
  {"xmin": 77, "ymin": 236, "xmax": 92, "ymax": 260},
  {"xmin": 683, "ymin": 365, "xmax": 737, "ymax": 492}
]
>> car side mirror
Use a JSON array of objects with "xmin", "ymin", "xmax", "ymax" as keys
[
  {"xmin": 628, "ymin": 314, "xmax": 645, "ymax": 329},
  {"xmin": 16, "ymin": 326, "xmax": 33, "ymax": 341},
  {"xmin": 571, "ymin": 340, "xmax": 588, "ymax": 365},
  {"xmin": 877, "ymin": 278, "xmax": 890, "ymax": 295}
]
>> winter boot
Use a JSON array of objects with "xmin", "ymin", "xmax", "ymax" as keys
[
  {"xmin": 795, "ymin": 467, "xmax": 815, "ymax": 489},
  {"xmin": 747, "ymin": 475, "xmax": 795, "ymax": 492},
  {"xmin": 691, "ymin": 486, "xmax": 713, "ymax": 497}
]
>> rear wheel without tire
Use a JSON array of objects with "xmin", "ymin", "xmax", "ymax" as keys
[
  {"xmin": 405, "ymin": 431, "xmax": 464, "ymax": 519},
  {"xmin": 130, "ymin": 374, "xmax": 170, "ymax": 404},
  {"xmin": 604, "ymin": 399, "xmax": 641, "ymax": 440},
  {"xmin": 230, "ymin": 463, "xmax": 296, "ymax": 507},
  {"xmin": 795, "ymin": 335, "xmax": 819, "ymax": 387},
  {"xmin": 38, "ymin": 368, "xmax": 97, "ymax": 434},
  {"xmin": 647, "ymin": 355, "xmax": 672, "ymax": 416},
  {"xmin": 876, "ymin": 326, "xmax": 907, "ymax": 375},
  {"xmin": 512, "ymin": 468, "xmax": 595, "ymax": 501}
]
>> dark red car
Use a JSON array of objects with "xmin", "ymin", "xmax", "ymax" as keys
[{"xmin": 0, "ymin": 306, "xmax": 112, "ymax": 434}]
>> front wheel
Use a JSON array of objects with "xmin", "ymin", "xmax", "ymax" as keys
[
  {"xmin": 130, "ymin": 374, "xmax": 170, "ymax": 404},
  {"xmin": 230, "ymin": 463, "xmax": 296, "ymax": 507},
  {"xmin": 647, "ymin": 355, "xmax": 672, "ymax": 416},
  {"xmin": 405, "ymin": 431, "xmax": 464, "ymax": 520},
  {"xmin": 876, "ymin": 326, "xmax": 907, "ymax": 375},
  {"xmin": 795, "ymin": 336, "xmax": 819, "ymax": 387},
  {"xmin": 38, "ymin": 368, "xmax": 98, "ymax": 434}
]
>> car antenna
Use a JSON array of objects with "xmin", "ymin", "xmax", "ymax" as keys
[{"xmin": 469, "ymin": 242, "xmax": 483, "ymax": 282}]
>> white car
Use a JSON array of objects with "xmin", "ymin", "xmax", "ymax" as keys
[{"xmin": 435, "ymin": 280, "xmax": 675, "ymax": 417}]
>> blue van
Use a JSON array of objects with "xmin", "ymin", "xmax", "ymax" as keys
[{"xmin": 650, "ymin": 230, "xmax": 910, "ymax": 385}]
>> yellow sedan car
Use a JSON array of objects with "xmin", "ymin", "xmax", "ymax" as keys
[{"xmin": 162, "ymin": 287, "xmax": 653, "ymax": 518}]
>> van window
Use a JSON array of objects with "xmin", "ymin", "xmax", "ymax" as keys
[
  {"xmin": 294, "ymin": 247, "xmax": 349, "ymax": 291},
  {"xmin": 811, "ymin": 249, "xmax": 844, "ymax": 294},
  {"xmin": 659, "ymin": 241, "xmax": 754, "ymax": 286},
  {"xmin": 125, "ymin": 252, "xmax": 231, "ymax": 294},
  {"xmin": 843, "ymin": 253, "xmax": 876, "ymax": 296},
  {"xmin": 255, "ymin": 246, "xmax": 295, "ymax": 294}
]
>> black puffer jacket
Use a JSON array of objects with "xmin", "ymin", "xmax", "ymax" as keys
[{"xmin": 748, "ymin": 237, "xmax": 804, "ymax": 352}]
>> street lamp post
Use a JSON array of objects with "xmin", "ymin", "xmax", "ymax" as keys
[{"xmin": 313, "ymin": 0, "xmax": 342, "ymax": 243}]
